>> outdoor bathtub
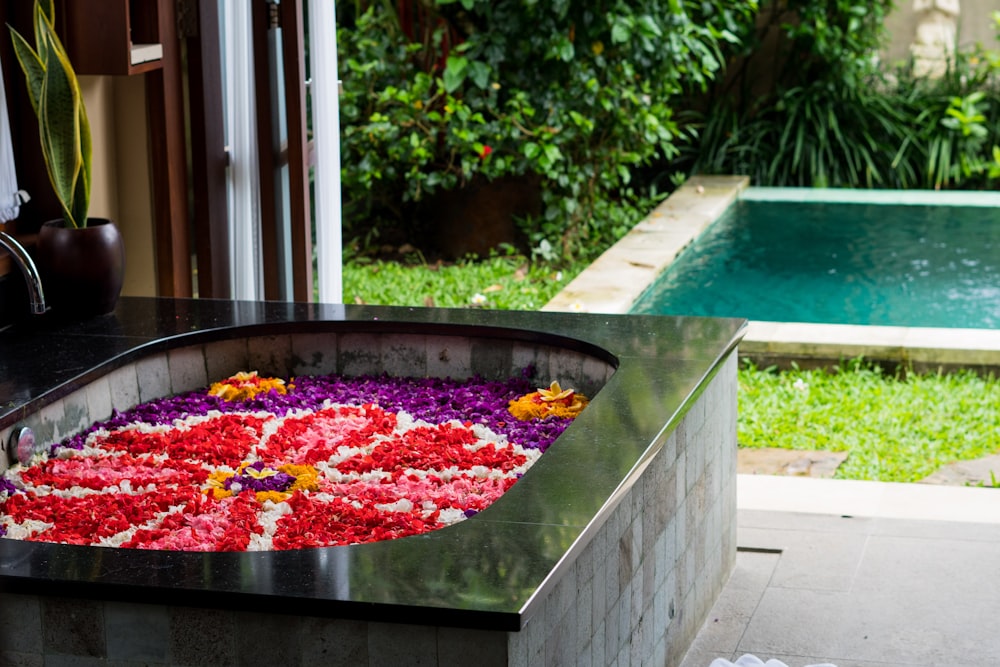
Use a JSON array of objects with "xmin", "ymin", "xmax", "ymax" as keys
[{"xmin": 0, "ymin": 298, "xmax": 744, "ymax": 666}]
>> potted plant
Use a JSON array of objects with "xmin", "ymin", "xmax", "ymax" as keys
[{"xmin": 8, "ymin": 0, "xmax": 124, "ymax": 317}]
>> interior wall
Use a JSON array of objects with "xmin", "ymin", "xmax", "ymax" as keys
[
  {"xmin": 78, "ymin": 76, "xmax": 118, "ymax": 223},
  {"xmin": 113, "ymin": 76, "xmax": 158, "ymax": 297},
  {"xmin": 78, "ymin": 75, "xmax": 158, "ymax": 297}
]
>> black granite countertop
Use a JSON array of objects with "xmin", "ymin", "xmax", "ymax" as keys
[{"xmin": 0, "ymin": 297, "xmax": 745, "ymax": 630}]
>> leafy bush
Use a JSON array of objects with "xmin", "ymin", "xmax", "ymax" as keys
[
  {"xmin": 894, "ymin": 48, "xmax": 1000, "ymax": 190},
  {"xmin": 677, "ymin": 2, "xmax": 1000, "ymax": 190},
  {"xmin": 338, "ymin": 0, "xmax": 757, "ymax": 261}
]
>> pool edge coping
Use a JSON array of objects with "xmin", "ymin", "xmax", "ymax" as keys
[
  {"xmin": 542, "ymin": 175, "xmax": 749, "ymax": 316},
  {"xmin": 544, "ymin": 176, "xmax": 1000, "ymax": 369}
]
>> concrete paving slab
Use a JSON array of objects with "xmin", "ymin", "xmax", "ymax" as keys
[
  {"xmin": 739, "ymin": 563, "xmax": 1000, "ymax": 665},
  {"xmin": 852, "ymin": 532, "xmax": 1000, "ymax": 601},
  {"xmin": 683, "ymin": 477, "xmax": 1000, "ymax": 667},
  {"xmin": 869, "ymin": 516, "xmax": 1000, "ymax": 542},
  {"xmin": 739, "ymin": 511, "xmax": 876, "ymax": 537},
  {"xmin": 738, "ymin": 527, "xmax": 868, "ymax": 593},
  {"xmin": 737, "ymin": 474, "xmax": 1000, "ymax": 524},
  {"xmin": 679, "ymin": 550, "xmax": 779, "ymax": 667}
]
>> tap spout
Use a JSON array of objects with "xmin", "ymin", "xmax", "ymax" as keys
[{"xmin": 0, "ymin": 231, "xmax": 47, "ymax": 315}]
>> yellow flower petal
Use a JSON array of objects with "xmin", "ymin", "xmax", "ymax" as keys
[
  {"xmin": 245, "ymin": 467, "xmax": 278, "ymax": 480},
  {"xmin": 538, "ymin": 380, "xmax": 574, "ymax": 402}
]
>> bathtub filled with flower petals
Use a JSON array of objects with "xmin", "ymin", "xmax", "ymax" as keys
[{"xmin": 0, "ymin": 298, "xmax": 744, "ymax": 666}]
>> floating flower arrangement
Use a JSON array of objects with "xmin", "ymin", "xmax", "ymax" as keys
[{"xmin": 0, "ymin": 371, "xmax": 588, "ymax": 551}]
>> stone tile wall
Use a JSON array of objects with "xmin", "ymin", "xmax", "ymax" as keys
[{"xmin": 507, "ymin": 352, "xmax": 738, "ymax": 666}]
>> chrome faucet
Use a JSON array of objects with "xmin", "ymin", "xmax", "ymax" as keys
[{"xmin": 0, "ymin": 230, "xmax": 46, "ymax": 315}]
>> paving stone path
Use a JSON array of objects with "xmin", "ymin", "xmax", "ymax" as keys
[
  {"xmin": 737, "ymin": 448, "xmax": 847, "ymax": 478},
  {"xmin": 738, "ymin": 448, "xmax": 1000, "ymax": 488},
  {"xmin": 918, "ymin": 454, "xmax": 1000, "ymax": 487}
]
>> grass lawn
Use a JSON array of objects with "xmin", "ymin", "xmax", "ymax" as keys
[
  {"xmin": 343, "ymin": 252, "xmax": 585, "ymax": 311},
  {"xmin": 739, "ymin": 359, "xmax": 1000, "ymax": 484}
]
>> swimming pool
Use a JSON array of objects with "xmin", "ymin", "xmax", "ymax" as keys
[
  {"xmin": 545, "ymin": 178, "xmax": 1000, "ymax": 371},
  {"xmin": 630, "ymin": 188, "xmax": 1000, "ymax": 329}
]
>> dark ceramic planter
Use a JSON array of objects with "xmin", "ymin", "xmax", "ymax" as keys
[{"xmin": 37, "ymin": 218, "xmax": 125, "ymax": 317}]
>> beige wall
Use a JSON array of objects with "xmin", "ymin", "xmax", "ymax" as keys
[
  {"xmin": 78, "ymin": 75, "xmax": 158, "ymax": 297},
  {"xmin": 883, "ymin": 0, "xmax": 1000, "ymax": 66}
]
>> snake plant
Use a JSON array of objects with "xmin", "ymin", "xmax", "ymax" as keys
[{"xmin": 9, "ymin": 0, "xmax": 91, "ymax": 228}]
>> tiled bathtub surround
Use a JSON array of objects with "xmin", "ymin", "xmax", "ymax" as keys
[
  {"xmin": 0, "ymin": 298, "xmax": 744, "ymax": 666},
  {"xmin": 0, "ymin": 357, "xmax": 735, "ymax": 666}
]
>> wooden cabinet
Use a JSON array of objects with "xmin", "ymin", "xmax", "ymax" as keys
[{"xmin": 61, "ymin": 0, "xmax": 163, "ymax": 76}]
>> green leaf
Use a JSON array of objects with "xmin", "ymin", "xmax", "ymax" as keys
[
  {"xmin": 8, "ymin": 29, "xmax": 43, "ymax": 116},
  {"xmin": 636, "ymin": 15, "xmax": 662, "ymax": 38},
  {"xmin": 610, "ymin": 18, "xmax": 631, "ymax": 44},
  {"xmin": 39, "ymin": 0, "xmax": 54, "ymax": 24},
  {"xmin": 37, "ymin": 6, "xmax": 89, "ymax": 227},
  {"xmin": 557, "ymin": 38, "xmax": 574, "ymax": 62},
  {"xmin": 442, "ymin": 56, "xmax": 468, "ymax": 93},
  {"xmin": 468, "ymin": 61, "xmax": 490, "ymax": 89},
  {"xmin": 10, "ymin": 1, "xmax": 90, "ymax": 227}
]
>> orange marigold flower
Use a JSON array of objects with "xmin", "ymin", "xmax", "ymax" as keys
[
  {"xmin": 507, "ymin": 380, "xmax": 589, "ymax": 421},
  {"xmin": 208, "ymin": 371, "xmax": 291, "ymax": 402}
]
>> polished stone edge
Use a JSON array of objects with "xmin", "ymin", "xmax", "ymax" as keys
[{"xmin": 743, "ymin": 186, "xmax": 1000, "ymax": 206}]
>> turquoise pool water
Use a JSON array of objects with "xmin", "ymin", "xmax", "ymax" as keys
[{"xmin": 631, "ymin": 192, "xmax": 1000, "ymax": 329}]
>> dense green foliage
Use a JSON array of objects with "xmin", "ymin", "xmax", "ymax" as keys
[
  {"xmin": 338, "ymin": 0, "xmax": 756, "ymax": 261},
  {"xmin": 340, "ymin": 1, "xmax": 1000, "ymax": 267},
  {"xmin": 739, "ymin": 360, "xmax": 1000, "ymax": 483},
  {"xmin": 681, "ymin": 5, "xmax": 1000, "ymax": 190}
]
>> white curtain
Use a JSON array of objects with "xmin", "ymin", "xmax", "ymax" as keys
[
  {"xmin": 308, "ymin": 0, "xmax": 343, "ymax": 304},
  {"xmin": 222, "ymin": 0, "xmax": 263, "ymax": 300},
  {"xmin": 0, "ymin": 52, "xmax": 26, "ymax": 224}
]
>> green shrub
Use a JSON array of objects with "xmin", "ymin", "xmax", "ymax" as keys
[
  {"xmin": 675, "ymin": 0, "xmax": 903, "ymax": 187},
  {"xmin": 677, "ymin": 1, "xmax": 1000, "ymax": 190},
  {"xmin": 893, "ymin": 47, "xmax": 1000, "ymax": 190},
  {"xmin": 338, "ymin": 0, "xmax": 757, "ymax": 261}
]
